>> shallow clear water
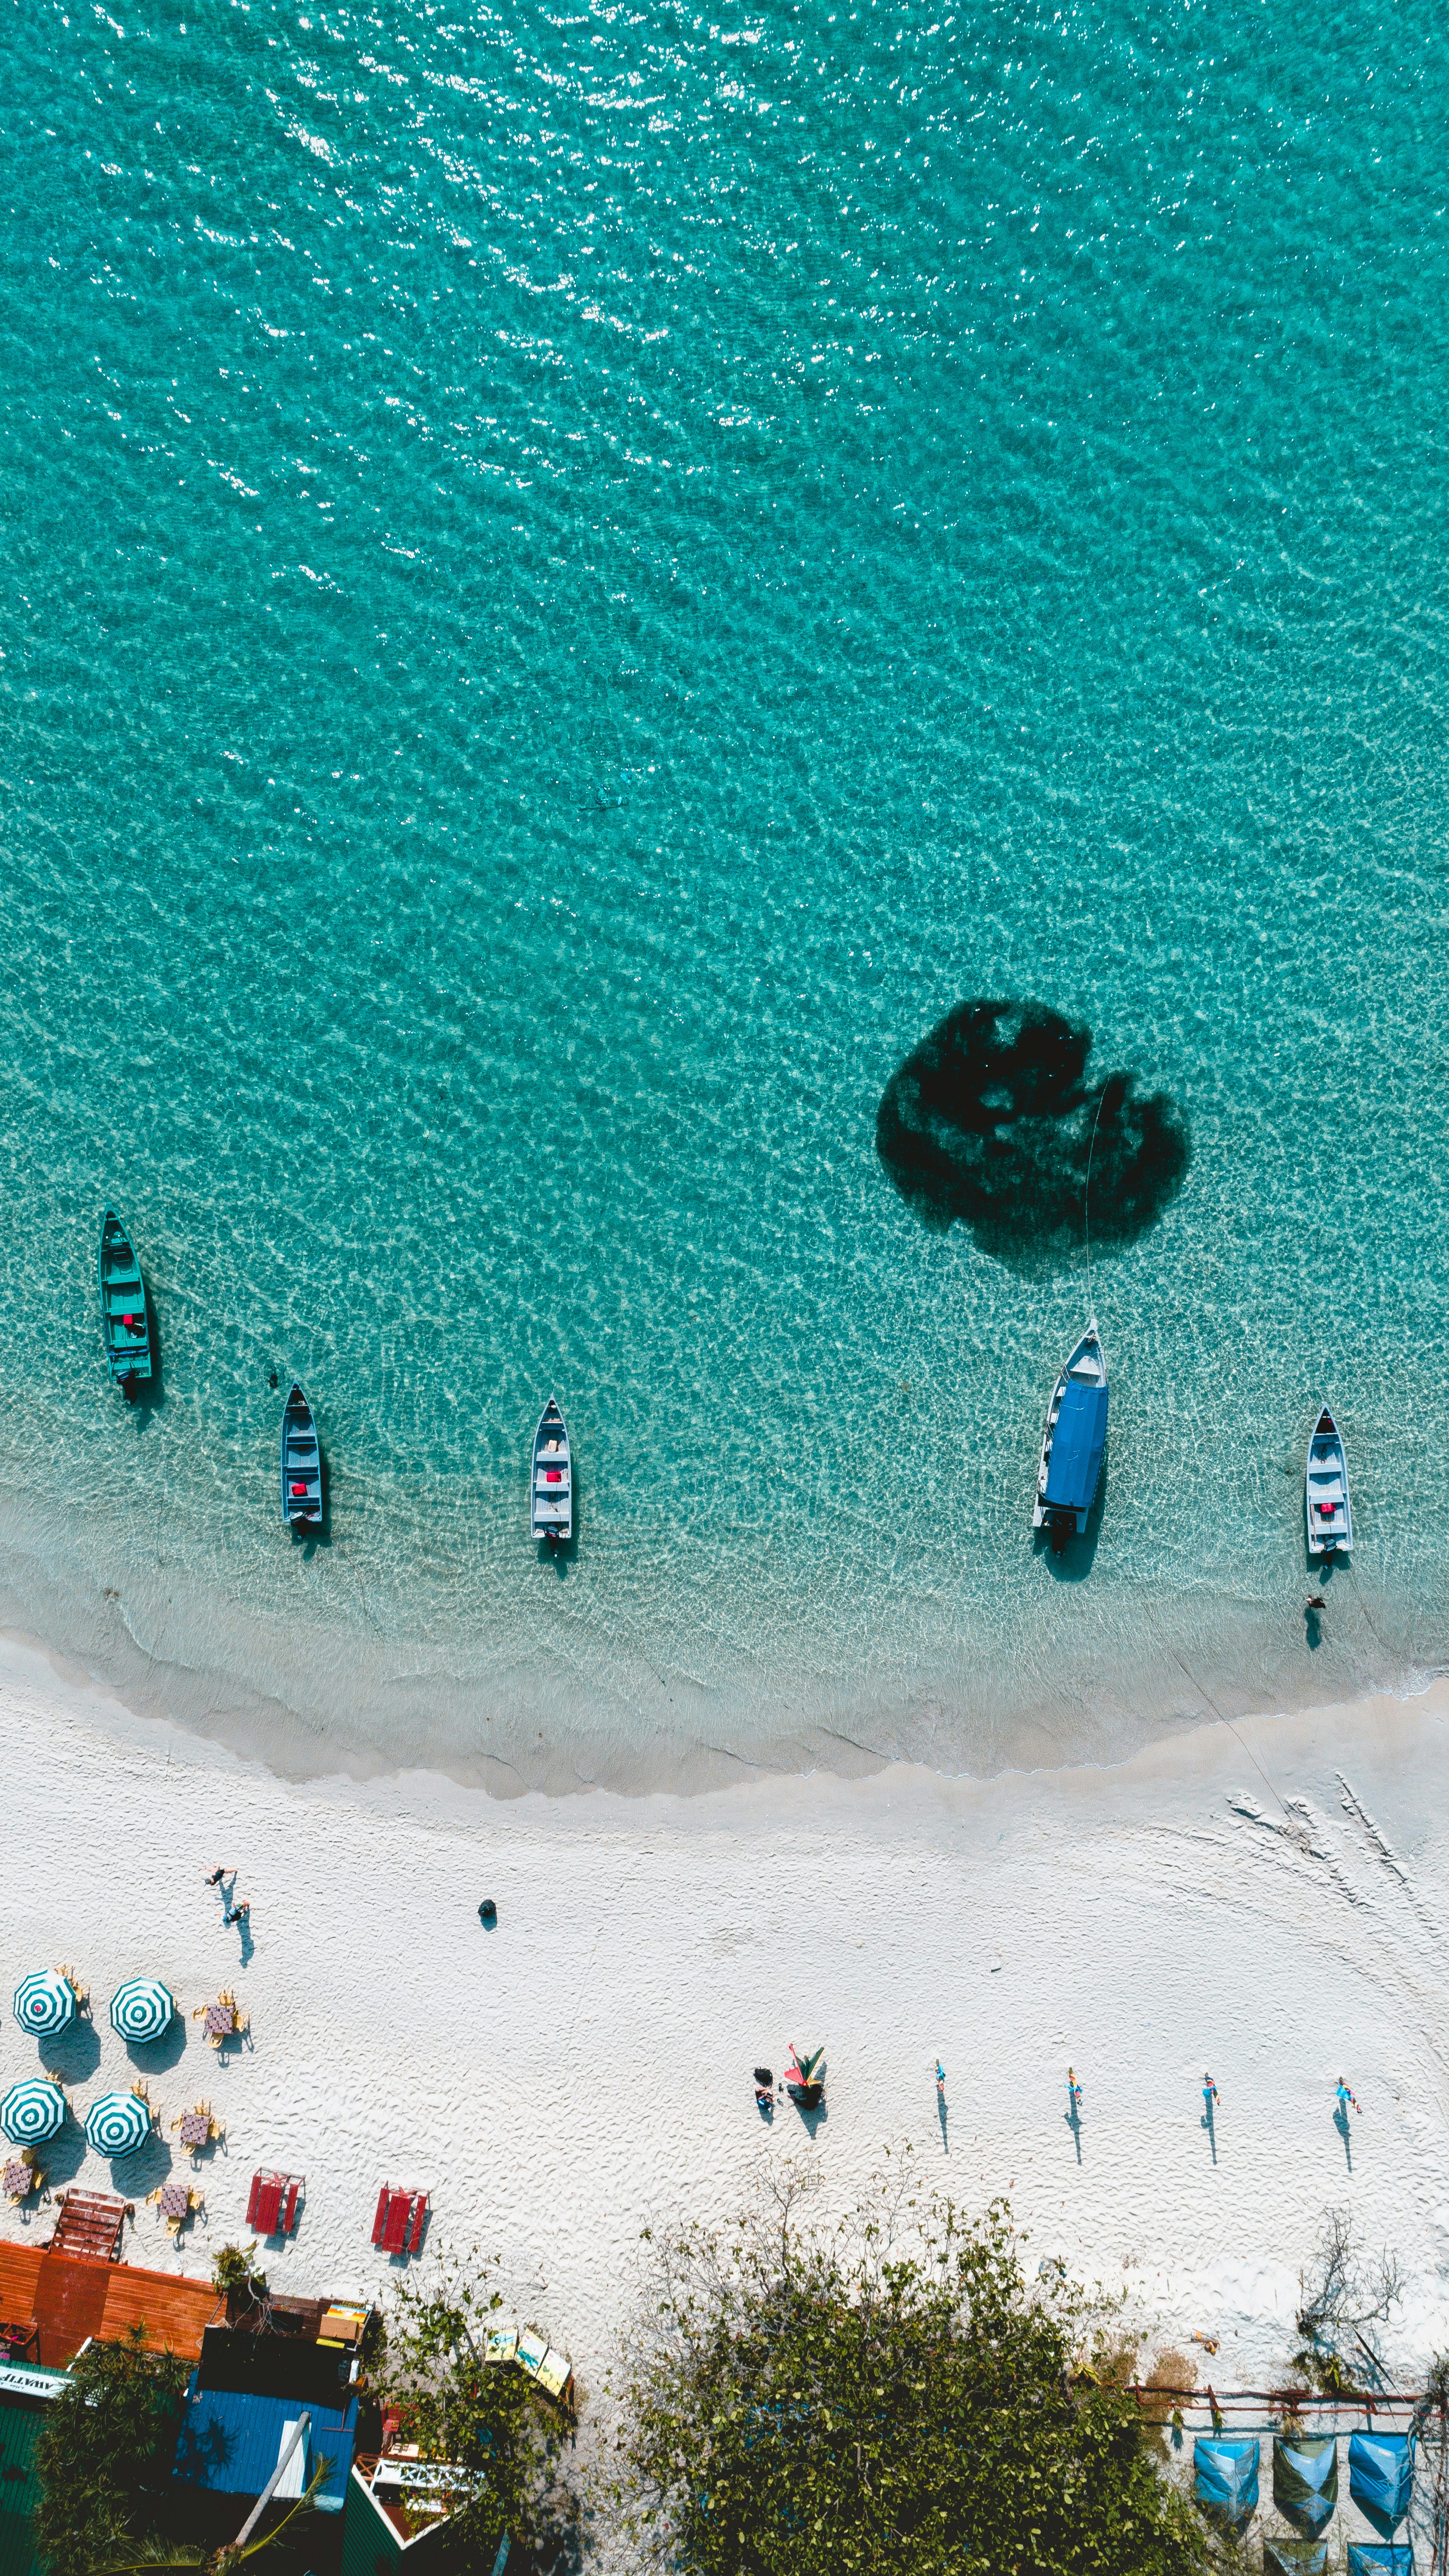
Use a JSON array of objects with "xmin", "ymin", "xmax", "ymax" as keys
[{"xmin": 1, "ymin": 0, "xmax": 1446, "ymax": 1790}]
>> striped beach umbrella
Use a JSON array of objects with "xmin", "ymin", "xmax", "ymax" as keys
[
  {"xmin": 85, "ymin": 2090, "xmax": 152, "ymax": 2158},
  {"xmin": 12, "ymin": 1970, "xmax": 75, "ymax": 2038},
  {"xmin": 0, "ymin": 2080, "xmax": 66, "ymax": 2145},
  {"xmin": 109, "ymin": 1979, "xmax": 174, "ymax": 2045}
]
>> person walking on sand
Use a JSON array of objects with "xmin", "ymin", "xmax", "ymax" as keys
[
  {"xmin": 1336, "ymin": 2076, "xmax": 1360, "ymax": 2116},
  {"xmin": 1066, "ymin": 2066, "xmax": 1083, "ymax": 2119},
  {"xmin": 205, "ymin": 1868, "xmax": 229, "ymax": 1888},
  {"xmin": 936, "ymin": 2060, "xmax": 946, "ymax": 2092},
  {"xmin": 223, "ymin": 1900, "xmax": 250, "ymax": 1927},
  {"xmin": 1203, "ymin": 2072, "xmax": 1219, "ymax": 2111}
]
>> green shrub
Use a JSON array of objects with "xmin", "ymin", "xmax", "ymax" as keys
[{"xmin": 609, "ymin": 2166, "xmax": 1211, "ymax": 2576}]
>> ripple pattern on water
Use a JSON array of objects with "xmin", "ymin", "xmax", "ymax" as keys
[{"xmin": 0, "ymin": 0, "xmax": 1445, "ymax": 1785}]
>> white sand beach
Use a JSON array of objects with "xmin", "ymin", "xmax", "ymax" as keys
[{"xmin": 3, "ymin": 1633, "xmax": 1449, "ymax": 2402}]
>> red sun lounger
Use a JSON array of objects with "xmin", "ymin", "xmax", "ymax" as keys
[
  {"xmin": 405, "ymin": 2194, "xmax": 428, "ymax": 2254},
  {"xmin": 247, "ymin": 2170, "xmax": 303, "ymax": 2235},
  {"xmin": 248, "ymin": 2173, "xmax": 284, "ymax": 2233},
  {"xmin": 372, "ymin": 2185, "xmax": 392, "ymax": 2247}
]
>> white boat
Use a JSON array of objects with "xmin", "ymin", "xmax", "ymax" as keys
[
  {"xmin": 1306, "ymin": 1406, "xmax": 1352, "ymax": 1556},
  {"xmin": 530, "ymin": 1397, "xmax": 572, "ymax": 1544},
  {"xmin": 1033, "ymin": 1320, "xmax": 1108, "ymax": 1541}
]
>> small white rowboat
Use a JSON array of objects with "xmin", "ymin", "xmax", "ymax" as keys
[
  {"xmin": 531, "ymin": 1397, "xmax": 572, "ymax": 1544},
  {"xmin": 1306, "ymin": 1406, "xmax": 1352, "ymax": 1557}
]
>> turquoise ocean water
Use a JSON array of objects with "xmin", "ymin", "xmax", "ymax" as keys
[{"xmin": 1, "ymin": 0, "xmax": 1446, "ymax": 1791}]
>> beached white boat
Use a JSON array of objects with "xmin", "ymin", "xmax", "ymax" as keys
[
  {"xmin": 1306, "ymin": 1406, "xmax": 1352, "ymax": 1557},
  {"xmin": 1033, "ymin": 1320, "xmax": 1108, "ymax": 1543},
  {"xmin": 531, "ymin": 1397, "xmax": 572, "ymax": 1544}
]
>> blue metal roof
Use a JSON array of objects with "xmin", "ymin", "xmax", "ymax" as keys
[
  {"xmin": 1043, "ymin": 1379, "xmax": 1108, "ymax": 1512},
  {"xmin": 172, "ymin": 2373, "xmax": 357, "ymax": 2513}
]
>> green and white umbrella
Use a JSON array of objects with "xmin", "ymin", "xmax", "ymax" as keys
[
  {"xmin": 85, "ymin": 2090, "xmax": 151, "ymax": 2158},
  {"xmin": 0, "ymin": 2079, "xmax": 66, "ymax": 2144},
  {"xmin": 109, "ymin": 1978, "xmax": 174, "ymax": 2045},
  {"xmin": 12, "ymin": 1970, "xmax": 75, "ymax": 2038}
]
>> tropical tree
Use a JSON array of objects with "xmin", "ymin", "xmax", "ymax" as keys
[
  {"xmin": 36, "ymin": 2329, "xmax": 189, "ymax": 2576},
  {"xmin": 608, "ymin": 2161, "xmax": 1212, "ymax": 2576},
  {"xmin": 374, "ymin": 2247, "xmax": 572, "ymax": 2569},
  {"xmin": 37, "ymin": 2325, "xmax": 322, "ymax": 2576}
]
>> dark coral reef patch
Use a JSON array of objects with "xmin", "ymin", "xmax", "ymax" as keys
[{"xmin": 876, "ymin": 999, "xmax": 1189, "ymax": 1271}]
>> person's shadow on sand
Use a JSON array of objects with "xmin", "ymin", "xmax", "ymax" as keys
[{"xmin": 1334, "ymin": 2099, "xmax": 1353, "ymax": 2171}]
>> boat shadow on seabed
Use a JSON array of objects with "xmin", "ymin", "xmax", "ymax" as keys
[{"xmin": 1034, "ymin": 1444, "xmax": 1109, "ymax": 1583}]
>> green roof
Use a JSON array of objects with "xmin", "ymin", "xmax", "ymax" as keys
[{"xmin": 0, "ymin": 2377, "xmax": 68, "ymax": 2576}]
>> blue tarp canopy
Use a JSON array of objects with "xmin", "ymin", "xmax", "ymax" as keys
[
  {"xmin": 1350, "ymin": 2432, "xmax": 1413, "ymax": 2536},
  {"xmin": 1043, "ymin": 1380, "xmax": 1108, "ymax": 1512},
  {"xmin": 1347, "ymin": 2548, "xmax": 1413, "ymax": 2576},
  {"xmin": 171, "ymin": 2375, "xmax": 356, "ymax": 2514},
  {"xmin": 1274, "ymin": 2432, "xmax": 1338, "ymax": 2534},
  {"xmin": 1194, "ymin": 2435, "xmax": 1259, "ymax": 2523}
]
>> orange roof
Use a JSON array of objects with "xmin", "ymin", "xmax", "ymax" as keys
[{"xmin": 0, "ymin": 2240, "xmax": 220, "ymax": 2370}]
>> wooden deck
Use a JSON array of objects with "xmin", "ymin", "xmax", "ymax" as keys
[{"xmin": 0, "ymin": 2241, "xmax": 220, "ymax": 2369}]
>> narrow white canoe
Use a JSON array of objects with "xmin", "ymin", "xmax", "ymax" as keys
[
  {"xmin": 1033, "ymin": 1321, "xmax": 1108, "ymax": 1538},
  {"xmin": 1306, "ymin": 1406, "xmax": 1352, "ymax": 1557},
  {"xmin": 531, "ymin": 1397, "xmax": 572, "ymax": 1543}
]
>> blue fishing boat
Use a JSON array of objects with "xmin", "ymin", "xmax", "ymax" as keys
[
  {"xmin": 281, "ymin": 1380, "xmax": 323, "ymax": 1531},
  {"xmin": 1033, "ymin": 1320, "xmax": 1108, "ymax": 1548},
  {"xmin": 98, "ymin": 1208, "xmax": 153, "ymax": 1399}
]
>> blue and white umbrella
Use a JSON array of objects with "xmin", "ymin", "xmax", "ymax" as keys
[
  {"xmin": 0, "ymin": 2079, "xmax": 66, "ymax": 2145},
  {"xmin": 12, "ymin": 1970, "xmax": 76, "ymax": 2038},
  {"xmin": 109, "ymin": 1979, "xmax": 174, "ymax": 2045},
  {"xmin": 85, "ymin": 2089, "xmax": 152, "ymax": 2158}
]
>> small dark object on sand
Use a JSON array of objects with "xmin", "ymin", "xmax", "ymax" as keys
[
  {"xmin": 753, "ymin": 2066, "xmax": 773, "ymax": 2087},
  {"xmin": 479, "ymin": 1898, "xmax": 497, "ymax": 1927}
]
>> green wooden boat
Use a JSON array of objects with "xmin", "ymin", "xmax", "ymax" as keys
[{"xmin": 98, "ymin": 1209, "xmax": 153, "ymax": 1398}]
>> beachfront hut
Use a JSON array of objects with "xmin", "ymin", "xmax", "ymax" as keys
[
  {"xmin": 1274, "ymin": 2431, "xmax": 1339, "ymax": 2533},
  {"xmin": 1346, "ymin": 2549, "xmax": 1414, "ymax": 2576},
  {"xmin": 1350, "ymin": 2431, "xmax": 1414, "ymax": 2537},
  {"xmin": 171, "ymin": 2374, "xmax": 358, "ymax": 2518},
  {"xmin": 0, "ymin": 2082, "xmax": 66, "ymax": 2146},
  {"xmin": 84, "ymin": 2089, "xmax": 153, "ymax": 2159},
  {"xmin": 1263, "ymin": 2541, "xmax": 1328, "ymax": 2576},
  {"xmin": 108, "ymin": 1980, "xmax": 174, "ymax": 2045},
  {"xmin": 11, "ymin": 1971, "xmax": 76, "ymax": 2040},
  {"xmin": 1193, "ymin": 2435, "xmax": 1259, "ymax": 2522},
  {"xmin": 0, "ymin": 2359, "xmax": 71, "ymax": 2576},
  {"xmin": 341, "ymin": 2449, "xmax": 498, "ymax": 2576}
]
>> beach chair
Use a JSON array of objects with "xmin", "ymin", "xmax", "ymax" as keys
[
  {"xmin": 373, "ymin": 2186, "xmax": 427, "ymax": 2253},
  {"xmin": 248, "ymin": 2172, "xmax": 285, "ymax": 2233}
]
